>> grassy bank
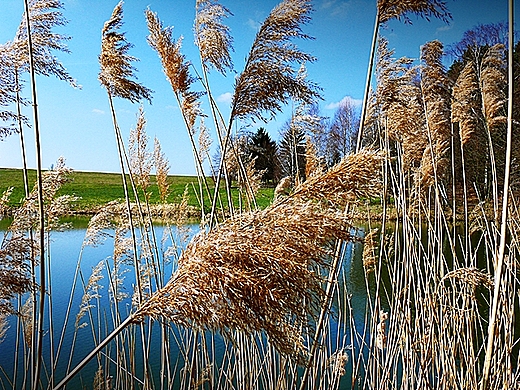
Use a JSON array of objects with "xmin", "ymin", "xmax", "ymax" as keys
[{"xmin": 0, "ymin": 168, "xmax": 274, "ymax": 213}]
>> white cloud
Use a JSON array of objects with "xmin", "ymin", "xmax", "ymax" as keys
[
  {"xmin": 321, "ymin": 0, "xmax": 354, "ymax": 17},
  {"xmin": 217, "ymin": 92, "xmax": 233, "ymax": 104},
  {"xmin": 321, "ymin": 0, "xmax": 335, "ymax": 9},
  {"xmin": 325, "ymin": 95, "xmax": 362, "ymax": 110},
  {"xmin": 92, "ymin": 108, "xmax": 105, "ymax": 115},
  {"xmin": 436, "ymin": 23, "xmax": 454, "ymax": 34},
  {"xmin": 247, "ymin": 18, "xmax": 261, "ymax": 31}
]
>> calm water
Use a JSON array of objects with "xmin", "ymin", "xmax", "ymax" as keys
[{"xmin": 0, "ymin": 218, "xmax": 371, "ymax": 389}]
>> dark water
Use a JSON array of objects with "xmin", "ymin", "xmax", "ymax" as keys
[{"xmin": 0, "ymin": 218, "xmax": 372, "ymax": 389}]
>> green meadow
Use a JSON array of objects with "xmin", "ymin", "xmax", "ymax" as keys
[{"xmin": 0, "ymin": 168, "xmax": 275, "ymax": 212}]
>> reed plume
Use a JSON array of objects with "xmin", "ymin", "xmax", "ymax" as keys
[
  {"xmin": 99, "ymin": 1, "xmax": 152, "ymax": 103},
  {"xmin": 362, "ymin": 228, "xmax": 379, "ymax": 271},
  {"xmin": 197, "ymin": 118, "xmax": 213, "ymax": 168},
  {"xmin": 231, "ymin": 0, "xmax": 321, "ymax": 122},
  {"xmin": 452, "ymin": 61, "xmax": 480, "ymax": 146},
  {"xmin": 139, "ymin": 200, "xmax": 354, "ymax": 361},
  {"xmin": 55, "ymin": 150, "xmax": 385, "ymax": 387},
  {"xmin": 20, "ymin": 296, "xmax": 33, "ymax": 346},
  {"xmin": 480, "ymin": 44, "xmax": 507, "ymax": 130},
  {"xmin": 356, "ymin": 0, "xmax": 451, "ymax": 150},
  {"xmin": 138, "ymin": 150, "xmax": 382, "ymax": 360},
  {"xmin": 419, "ymin": 40, "xmax": 451, "ymax": 187},
  {"xmin": 0, "ymin": 313, "xmax": 8, "ymax": 343},
  {"xmin": 274, "ymin": 176, "xmax": 292, "ymax": 199},
  {"xmin": 153, "ymin": 137, "xmax": 171, "ymax": 203},
  {"xmin": 195, "ymin": 0, "xmax": 234, "ymax": 75},
  {"xmin": 0, "ymin": 187, "xmax": 13, "ymax": 219},
  {"xmin": 13, "ymin": 0, "xmax": 76, "ymax": 86},
  {"xmin": 75, "ymin": 261, "xmax": 104, "ymax": 330},
  {"xmin": 146, "ymin": 8, "xmax": 211, "ymax": 216},
  {"xmin": 146, "ymin": 9, "xmax": 202, "ymax": 130},
  {"xmin": 128, "ymin": 106, "xmax": 152, "ymax": 192},
  {"xmin": 1, "ymin": 158, "xmax": 72, "ymax": 315},
  {"xmin": 0, "ymin": 43, "xmax": 19, "ymax": 137},
  {"xmin": 377, "ymin": 0, "xmax": 451, "ymax": 24},
  {"xmin": 290, "ymin": 150, "xmax": 384, "ymax": 207},
  {"xmin": 305, "ymin": 136, "xmax": 324, "ymax": 178},
  {"xmin": 82, "ymin": 201, "xmax": 119, "ymax": 248},
  {"xmin": 375, "ymin": 38, "xmax": 427, "ymax": 170},
  {"xmin": 0, "ymin": 233, "xmax": 34, "ymax": 315}
]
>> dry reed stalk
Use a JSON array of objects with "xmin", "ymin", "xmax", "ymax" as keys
[{"xmin": 362, "ymin": 228, "xmax": 379, "ymax": 272}]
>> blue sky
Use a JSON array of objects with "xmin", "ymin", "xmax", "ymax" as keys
[{"xmin": 0, "ymin": 0, "xmax": 516, "ymax": 175}]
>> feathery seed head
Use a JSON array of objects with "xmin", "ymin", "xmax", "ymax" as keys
[
  {"xmin": 14, "ymin": 0, "xmax": 77, "ymax": 87},
  {"xmin": 195, "ymin": 0, "xmax": 234, "ymax": 74},
  {"xmin": 146, "ymin": 9, "xmax": 203, "ymax": 130},
  {"xmin": 99, "ymin": 2, "xmax": 152, "ymax": 103},
  {"xmin": 232, "ymin": 0, "xmax": 321, "ymax": 122},
  {"xmin": 378, "ymin": 0, "xmax": 451, "ymax": 24},
  {"xmin": 153, "ymin": 137, "xmax": 171, "ymax": 203},
  {"xmin": 129, "ymin": 106, "xmax": 152, "ymax": 191}
]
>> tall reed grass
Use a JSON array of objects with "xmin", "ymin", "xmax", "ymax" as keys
[{"xmin": 0, "ymin": 0, "xmax": 518, "ymax": 389}]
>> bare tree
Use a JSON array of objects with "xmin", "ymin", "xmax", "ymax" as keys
[{"xmin": 326, "ymin": 98, "xmax": 359, "ymax": 166}]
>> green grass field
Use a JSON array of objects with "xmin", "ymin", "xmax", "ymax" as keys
[{"xmin": 0, "ymin": 168, "xmax": 274, "ymax": 213}]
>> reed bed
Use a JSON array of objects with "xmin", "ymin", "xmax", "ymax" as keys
[{"xmin": 0, "ymin": 0, "xmax": 518, "ymax": 389}]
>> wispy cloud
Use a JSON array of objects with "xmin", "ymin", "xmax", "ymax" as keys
[
  {"xmin": 217, "ymin": 92, "xmax": 233, "ymax": 104},
  {"xmin": 92, "ymin": 108, "xmax": 105, "ymax": 115},
  {"xmin": 247, "ymin": 18, "xmax": 261, "ymax": 31},
  {"xmin": 320, "ymin": 0, "xmax": 355, "ymax": 17},
  {"xmin": 325, "ymin": 95, "xmax": 362, "ymax": 110},
  {"xmin": 436, "ymin": 23, "xmax": 454, "ymax": 34}
]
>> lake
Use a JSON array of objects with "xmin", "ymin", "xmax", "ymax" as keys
[{"xmin": 0, "ymin": 217, "xmax": 373, "ymax": 389}]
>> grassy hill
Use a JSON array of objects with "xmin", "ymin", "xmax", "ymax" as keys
[{"xmin": 0, "ymin": 168, "xmax": 274, "ymax": 213}]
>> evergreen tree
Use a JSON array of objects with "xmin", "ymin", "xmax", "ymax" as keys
[{"xmin": 248, "ymin": 127, "xmax": 278, "ymax": 184}]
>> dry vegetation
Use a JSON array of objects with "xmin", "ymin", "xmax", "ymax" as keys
[{"xmin": 0, "ymin": 0, "xmax": 518, "ymax": 389}]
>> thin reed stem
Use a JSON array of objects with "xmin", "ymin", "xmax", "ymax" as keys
[
  {"xmin": 480, "ymin": 1, "xmax": 514, "ymax": 387},
  {"xmin": 22, "ymin": 0, "xmax": 46, "ymax": 387}
]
